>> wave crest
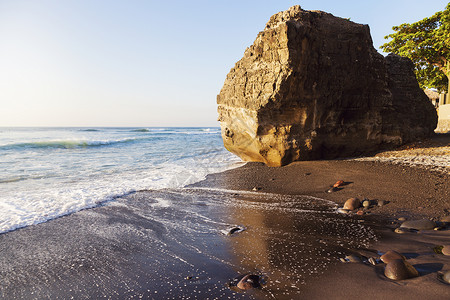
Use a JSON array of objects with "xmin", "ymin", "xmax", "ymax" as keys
[
  {"xmin": 1, "ymin": 139, "xmax": 138, "ymax": 150},
  {"xmin": 131, "ymin": 129, "xmax": 150, "ymax": 132}
]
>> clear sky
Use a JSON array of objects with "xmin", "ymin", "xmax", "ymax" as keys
[{"xmin": 0, "ymin": 0, "xmax": 448, "ymax": 127}]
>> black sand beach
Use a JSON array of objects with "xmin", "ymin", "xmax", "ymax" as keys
[{"xmin": 1, "ymin": 136, "xmax": 449, "ymax": 299}]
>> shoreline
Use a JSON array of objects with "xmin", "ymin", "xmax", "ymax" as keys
[
  {"xmin": 193, "ymin": 159, "xmax": 450, "ymax": 220},
  {"xmin": 0, "ymin": 134, "xmax": 448, "ymax": 299}
]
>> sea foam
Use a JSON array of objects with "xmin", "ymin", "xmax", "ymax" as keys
[{"xmin": 0, "ymin": 127, "xmax": 241, "ymax": 234}]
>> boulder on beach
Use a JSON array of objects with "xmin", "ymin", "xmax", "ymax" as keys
[
  {"xmin": 217, "ymin": 5, "xmax": 437, "ymax": 166},
  {"xmin": 380, "ymin": 250, "xmax": 406, "ymax": 264},
  {"xmin": 400, "ymin": 219, "xmax": 436, "ymax": 230},
  {"xmin": 343, "ymin": 198, "xmax": 360, "ymax": 210},
  {"xmin": 384, "ymin": 259, "xmax": 419, "ymax": 280}
]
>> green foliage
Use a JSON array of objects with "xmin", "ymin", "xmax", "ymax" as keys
[{"xmin": 381, "ymin": 3, "xmax": 450, "ymax": 92}]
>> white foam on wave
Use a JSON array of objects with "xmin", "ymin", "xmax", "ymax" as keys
[
  {"xmin": 151, "ymin": 197, "xmax": 171, "ymax": 208},
  {"xmin": 0, "ymin": 137, "xmax": 144, "ymax": 149},
  {"xmin": 187, "ymin": 187, "xmax": 337, "ymax": 206},
  {"xmin": 0, "ymin": 149, "xmax": 242, "ymax": 234}
]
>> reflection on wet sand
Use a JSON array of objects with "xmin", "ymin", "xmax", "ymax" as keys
[
  {"xmin": 219, "ymin": 190, "xmax": 378, "ymax": 298},
  {"xmin": 0, "ymin": 188, "xmax": 378, "ymax": 299}
]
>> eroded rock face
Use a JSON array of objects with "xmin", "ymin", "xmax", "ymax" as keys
[{"xmin": 217, "ymin": 5, "xmax": 437, "ymax": 166}]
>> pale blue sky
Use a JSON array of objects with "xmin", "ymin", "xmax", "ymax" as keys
[{"xmin": 0, "ymin": 0, "xmax": 448, "ymax": 127}]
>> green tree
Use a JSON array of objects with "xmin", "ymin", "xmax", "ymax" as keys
[{"xmin": 381, "ymin": 3, "xmax": 450, "ymax": 92}]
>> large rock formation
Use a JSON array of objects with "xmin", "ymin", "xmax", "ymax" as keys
[{"xmin": 217, "ymin": 5, "xmax": 438, "ymax": 166}]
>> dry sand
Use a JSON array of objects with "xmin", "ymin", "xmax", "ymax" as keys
[{"xmin": 197, "ymin": 133, "xmax": 450, "ymax": 219}]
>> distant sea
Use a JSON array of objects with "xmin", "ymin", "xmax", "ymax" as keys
[{"xmin": 0, "ymin": 127, "xmax": 242, "ymax": 234}]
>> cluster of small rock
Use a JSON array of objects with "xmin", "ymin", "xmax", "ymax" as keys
[
  {"xmin": 341, "ymin": 250, "xmax": 419, "ymax": 280},
  {"xmin": 340, "ymin": 216, "xmax": 450, "ymax": 283},
  {"xmin": 337, "ymin": 196, "xmax": 385, "ymax": 216},
  {"xmin": 329, "ymin": 179, "xmax": 387, "ymax": 216},
  {"xmin": 334, "ymin": 180, "xmax": 450, "ymax": 283}
]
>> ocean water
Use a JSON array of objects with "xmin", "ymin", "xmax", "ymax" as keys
[
  {"xmin": 0, "ymin": 127, "xmax": 380, "ymax": 298},
  {"xmin": 0, "ymin": 127, "xmax": 242, "ymax": 234}
]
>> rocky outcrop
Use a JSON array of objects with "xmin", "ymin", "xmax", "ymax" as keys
[{"xmin": 217, "ymin": 5, "xmax": 438, "ymax": 166}]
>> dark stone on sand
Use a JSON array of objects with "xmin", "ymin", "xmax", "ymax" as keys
[
  {"xmin": 343, "ymin": 198, "xmax": 360, "ymax": 210},
  {"xmin": 380, "ymin": 250, "xmax": 406, "ymax": 264},
  {"xmin": 384, "ymin": 259, "xmax": 419, "ymax": 280},
  {"xmin": 237, "ymin": 274, "xmax": 261, "ymax": 290},
  {"xmin": 226, "ymin": 226, "xmax": 245, "ymax": 235},
  {"xmin": 442, "ymin": 245, "xmax": 450, "ymax": 256},
  {"xmin": 400, "ymin": 219, "xmax": 436, "ymax": 230}
]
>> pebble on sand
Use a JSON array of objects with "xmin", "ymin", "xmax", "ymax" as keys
[
  {"xmin": 368, "ymin": 257, "xmax": 378, "ymax": 265},
  {"xmin": 223, "ymin": 226, "xmax": 246, "ymax": 236},
  {"xmin": 333, "ymin": 180, "xmax": 344, "ymax": 188},
  {"xmin": 345, "ymin": 254, "xmax": 361, "ymax": 263},
  {"xmin": 395, "ymin": 227, "xmax": 417, "ymax": 234},
  {"xmin": 442, "ymin": 245, "xmax": 450, "ymax": 256},
  {"xmin": 327, "ymin": 187, "xmax": 338, "ymax": 193},
  {"xmin": 377, "ymin": 200, "xmax": 386, "ymax": 207},
  {"xmin": 343, "ymin": 198, "xmax": 360, "ymax": 210},
  {"xmin": 400, "ymin": 219, "xmax": 436, "ymax": 230},
  {"xmin": 384, "ymin": 259, "xmax": 419, "ymax": 280},
  {"xmin": 380, "ymin": 250, "xmax": 406, "ymax": 264}
]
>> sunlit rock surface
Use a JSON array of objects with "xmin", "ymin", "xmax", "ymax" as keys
[{"xmin": 217, "ymin": 5, "xmax": 437, "ymax": 166}]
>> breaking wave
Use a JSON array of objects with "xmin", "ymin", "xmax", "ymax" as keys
[{"xmin": 0, "ymin": 138, "xmax": 144, "ymax": 150}]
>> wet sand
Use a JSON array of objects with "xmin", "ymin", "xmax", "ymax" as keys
[
  {"xmin": 191, "ymin": 133, "xmax": 450, "ymax": 299},
  {"xmin": 0, "ymin": 188, "xmax": 379, "ymax": 299},
  {"xmin": 1, "ymin": 135, "xmax": 449, "ymax": 299}
]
